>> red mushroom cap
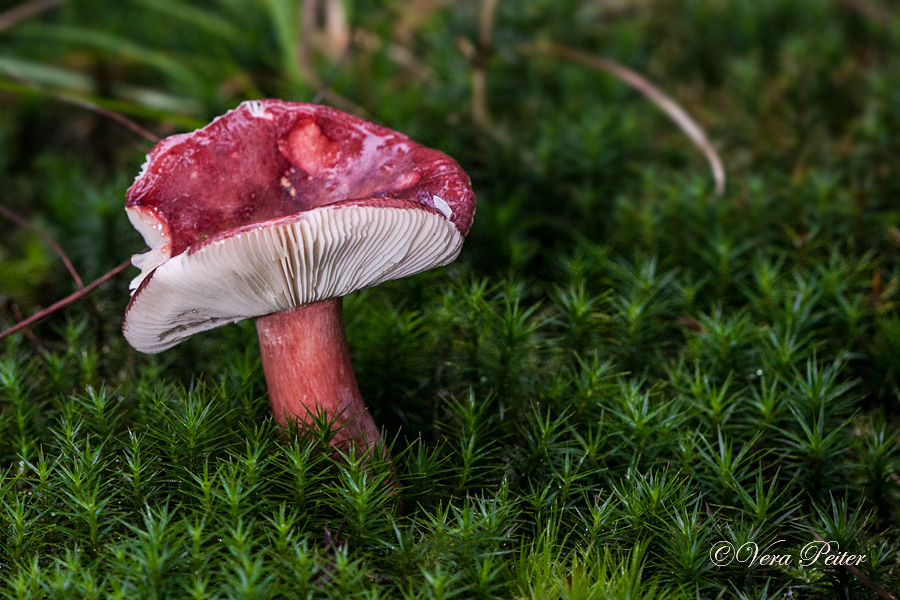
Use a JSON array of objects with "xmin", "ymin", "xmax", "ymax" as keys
[{"xmin": 123, "ymin": 100, "xmax": 476, "ymax": 353}]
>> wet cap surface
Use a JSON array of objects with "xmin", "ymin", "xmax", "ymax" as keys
[
  {"xmin": 127, "ymin": 100, "xmax": 474, "ymax": 257},
  {"xmin": 123, "ymin": 100, "xmax": 476, "ymax": 353}
]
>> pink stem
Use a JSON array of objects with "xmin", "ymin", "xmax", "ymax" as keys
[{"xmin": 255, "ymin": 298, "xmax": 381, "ymax": 451}]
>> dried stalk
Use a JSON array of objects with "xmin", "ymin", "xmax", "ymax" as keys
[
  {"xmin": 0, "ymin": 202, "xmax": 109, "ymax": 336},
  {"xmin": 0, "ymin": 204, "xmax": 84, "ymax": 288},
  {"xmin": 0, "ymin": 66, "xmax": 159, "ymax": 143},
  {"xmin": 298, "ymin": 0, "xmax": 368, "ymax": 118},
  {"xmin": 313, "ymin": 23, "xmax": 357, "ymax": 104},
  {"xmin": 808, "ymin": 530, "xmax": 898, "ymax": 600},
  {"xmin": 0, "ymin": 0, "xmax": 63, "ymax": 32},
  {"xmin": 0, "ymin": 260, "xmax": 132, "ymax": 342},
  {"xmin": 520, "ymin": 40, "xmax": 726, "ymax": 195},
  {"xmin": 471, "ymin": 0, "xmax": 500, "ymax": 139},
  {"xmin": 11, "ymin": 304, "xmax": 48, "ymax": 356}
]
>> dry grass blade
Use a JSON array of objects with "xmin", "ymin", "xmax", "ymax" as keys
[
  {"xmin": 323, "ymin": 0, "xmax": 351, "ymax": 60},
  {"xmin": 808, "ymin": 530, "xmax": 899, "ymax": 600},
  {"xmin": 311, "ymin": 70, "xmax": 370, "ymax": 120},
  {"xmin": 0, "ymin": 204, "xmax": 84, "ymax": 288},
  {"xmin": 297, "ymin": 0, "xmax": 369, "ymax": 118},
  {"xmin": 836, "ymin": 0, "xmax": 897, "ymax": 24},
  {"xmin": 471, "ymin": 0, "xmax": 499, "ymax": 136},
  {"xmin": 521, "ymin": 41, "xmax": 726, "ymax": 195},
  {"xmin": 0, "ymin": 0, "xmax": 63, "ymax": 32},
  {"xmin": 313, "ymin": 24, "xmax": 357, "ymax": 104},
  {"xmin": 54, "ymin": 91, "xmax": 161, "ymax": 143},
  {"xmin": 11, "ymin": 303, "xmax": 48, "ymax": 356},
  {"xmin": 1, "ymin": 201, "xmax": 108, "ymax": 339},
  {"xmin": 0, "ymin": 65, "xmax": 160, "ymax": 143},
  {"xmin": 0, "ymin": 259, "xmax": 132, "ymax": 342}
]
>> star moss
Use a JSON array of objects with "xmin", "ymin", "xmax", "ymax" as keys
[{"xmin": 1, "ymin": 0, "xmax": 899, "ymax": 597}]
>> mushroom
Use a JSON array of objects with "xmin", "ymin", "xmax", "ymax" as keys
[{"xmin": 123, "ymin": 100, "xmax": 476, "ymax": 451}]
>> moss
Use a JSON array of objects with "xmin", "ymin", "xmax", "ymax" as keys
[{"xmin": 1, "ymin": 0, "xmax": 899, "ymax": 597}]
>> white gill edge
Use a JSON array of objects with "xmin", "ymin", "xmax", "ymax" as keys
[
  {"xmin": 123, "ymin": 205, "xmax": 463, "ymax": 354},
  {"xmin": 126, "ymin": 206, "xmax": 171, "ymax": 291},
  {"xmin": 432, "ymin": 195, "xmax": 452, "ymax": 219}
]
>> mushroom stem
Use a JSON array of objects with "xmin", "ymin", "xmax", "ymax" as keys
[{"xmin": 256, "ymin": 298, "xmax": 381, "ymax": 450}]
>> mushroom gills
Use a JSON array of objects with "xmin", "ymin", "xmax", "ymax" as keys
[{"xmin": 123, "ymin": 205, "xmax": 463, "ymax": 353}]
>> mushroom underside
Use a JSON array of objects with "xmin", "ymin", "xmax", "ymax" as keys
[{"xmin": 123, "ymin": 204, "xmax": 463, "ymax": 353}]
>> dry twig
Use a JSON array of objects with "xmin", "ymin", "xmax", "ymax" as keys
[
  {"xmin": 808, "ymin": 529, "xmax": 898, "ymax": 600},
  {"xmin": 836, "ymin": 0, "xmax": 897, "ymax": 23},
  {"xmin": 298, "ymin": 0, "xmax": 369, "ymax": 119},
  {"xmin": 0, "ymin": 202, "xmax": 110, "ymax": 336},
  {"xmin": 11, "ymin": 304, "xmax": 48, "ymax": 356},
  {"xmin": 0, "ymin": 204, "xmax": 84, "ymax": 288},
  {"xmin": 0, "ymin": 0, "xmax": 63, "ymax": 32},
  {"xmin": 0, "ymin": 259, "xmax": 132, "ymax": 342},
  {"xmin": 313, "ymin": 23, "xmax": 357, "ymax": 104},
  {"xmin": 0, "ymin": 65, "xmax": 160, "ymax": 143},
  {"xmin": 52, "ymin": 92, "xmax": 161, "ymax": 143},
  {"xmin": 519, "ymin": 40, "xmax": 726, "ymax": 195}
]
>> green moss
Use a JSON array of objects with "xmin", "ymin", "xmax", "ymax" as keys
[{"xmin": 1, "ymin": 0, "xmax": 899, "ymax": 597}]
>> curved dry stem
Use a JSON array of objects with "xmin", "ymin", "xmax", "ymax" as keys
[
  {"xmin": 297, "ymin": 0, "xmax": 369, "ymax": 119},
  {"xmin": 808, "ymin": 529, "xmax": 898, "ymax": 600},
  {"xmin": 837, "ymin": 0, "xmax": 896, "ymax": 24},
  {"xmin": 313, "ymin": 23, "xmax": 357, "ymax": 104},
  {"xmin": 0, "ymin": 65, "xmax": 160, "ymax": 143},
  {"xmin": 0, "ymin": 259, "xmax": 132, "ymax": 342},
  {"xmin": 471, "ymin": 0, "xmax": 502, "ymax": 141},
  {"xmin": 10, "ymin": 303, "xmax": 47, "ymax": 356},
  {"xmin": 520, "ymin": 40, "xmax": 726, "ymax": 195},
  {"xmin": 0, "ymin": 0, "xmax": 62, "ymax": 32},
  {"xmin": 0, "ymin": 204, "xmax": 84, "ymax": 288},
  {"xmin": 0, "ymin": 202, "xmax": 109, "ymax": 338}
]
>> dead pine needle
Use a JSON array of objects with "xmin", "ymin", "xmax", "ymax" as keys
[
  {"xmin": 0, "ymin": 204, "xmax": 84, "ymax": 288},
  {"xmin": 519, "ymin": 40, "xmax": 727, "ymax": 195},
  {"xmin": 0, "ymin": 65, "xmax": 160, "ymax": 144},
  {"xmin": 0, "ymin": 259, "xmax": 132, "ymax": 342},
  {"xmin": 808, "ymin": 530, "xmax": 898, "ymax": 600},
  {"xmin": 836, "ymin": 0, "xmax": 897, "ymax": 24},
  {"xmin": 0, "ymin": 0, "xmax": 63, "ymax": 33},
  {"xmin": 11, "ymin": 304, "xmax": 48, "ymax": 357},
  {"xmin": 472, "ymin": 0, "xmax": 499, "ymax": 133},
  {"xmin": 57, "ymin": 93, "xmax": 160, "ymax": 144},
  {"xmin": 0, "ymin": 202, "xmax": 112, "ymax": 335}
]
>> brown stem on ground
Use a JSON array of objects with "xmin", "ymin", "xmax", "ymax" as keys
[
  {"xmin": 517, "ymin": 40, "xmax": 726, "ymax": 195},
  {"xmin": 808, "ymin": 530, "xmax": 898, "ymax": 600},
  {"xmin": 0, "ymin": 204, "xmax": 84, "ymax": 288},
  {"xmin": 256, "ymin": 298, "xmax": 381, "ymax": 452},
  {"xmin": 0, "ymin": 203, "xmax": 107, "ymax": 338},
  {"xmin": 0, "ymin": 0, "xmax": 62, "ymax": 32},
  {"xmin": 0, "ymin": 259, "xmax": 132, "ymax": 342},
  {"xmin": 11, "ymin": 304, "xmax": 47, "ymax": 357},
  {"xmin": 0, "ymin": 66, "xmax": 160, "ymax": 143}
]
